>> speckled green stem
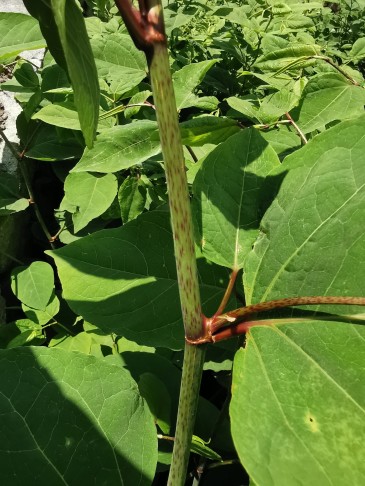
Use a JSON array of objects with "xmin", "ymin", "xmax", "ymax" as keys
[
  {"xmin": 149, "ymin": 42, "xmax": 202, "ymax": 341},
  {"xmin": 168, "ymin": 343, "xmax": 205, "ymax": 486},
  {"xmin": 149, "ymin": 32, "xmax": 205, "ymax": 486}
]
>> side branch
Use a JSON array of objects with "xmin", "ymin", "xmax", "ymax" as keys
[
  {"xmin": 186, "ymin": 296, "xmax": 365, "ymax": 344},
  {"xmin": 213, "ymin": 296, "xmax": 365, "ymax": 332}
]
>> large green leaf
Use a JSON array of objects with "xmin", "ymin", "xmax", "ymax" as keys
[
  {"xmin": 0, "ymin": 13, "xmax": 46, "ymax": 63},
  {"xmin": 0, "ymin": 347, "xmax": 157, "ymax": 485},
  {"xmin": 192, "ymin": 129, "xmax": 280, "ymax": 270},
  {"xmin": 63, "ymin": 172, "xmax": 118, "ymax": 232},
  {"xmin": 231, "ymin": 322, "xmax": 365, "ymax": 486},
  {"xmin": 47, "ymin": 209, "xmax": 230, "ymax": 349},
  {"xmin": 90, "ymin": 33, "xmax": 147, "ymax": 98},
  {"xmin": 72, "ymin": 120, "xmax": 160, "ymax": 173},
  {"xmin": 244, "ymin": 116, "xmax": 365, "ymax": 312},
  {"xmin": 291, "ymin": 73, "xmax": 365, "ymax": 133},
  {"xmin": 173, "ymin": 60, "xmax": 218, "ymax": 110}
]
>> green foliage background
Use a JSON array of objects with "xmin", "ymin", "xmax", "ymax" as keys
[{"xmin": 0, "ymin": 0, "xmax": 365, "ymax": 484}]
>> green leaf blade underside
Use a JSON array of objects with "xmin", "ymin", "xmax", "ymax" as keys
[
  {"xmin": 244, "ymin": 115, "xmax": 365, "ymax": 313},
  {"xmin": 50, "ymin": 0, "xmax": 100, "ymax": 148},
  {"xmin": 32, "ymin": 103, "xmax": 82, "ymax": 131},
  {"xmin": 47, "ymin": 210, "xmax": 230, "ymax": 349},
  {"xmin": 72, "ymin": 120, "xmax": 161, "ymax": 173},
  {"xmin": 192, "ymin": 129, "xmax": 280, "ymax": 270},
  {"xmin": 254, "ymin": 44, "xmax": 320, "ymax": 71},
  {"xmin": 291, "ymin": 73, "xmax": 365, "ymax": 133},
  {"xmin": 0, "ymin": 13, "xmax": 46, "ymax": 63},
  {"xmin": 231, "ymin": 322, "xmax": 365, "ymax": 486},
  {"xmin": 0, "ymin": 347, "xmax": 157, "ymax": 485},
  {"xmin": 71, "ymin": 118, "xmax": 240, "ymax": 174}
]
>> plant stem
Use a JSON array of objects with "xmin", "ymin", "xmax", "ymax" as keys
[
  {"xmin": 285, "ymin": 112, "xmax": 308, "ymax": 144},
  {"xmin": 148, "ymin": 37, "xmax": 206, "ymax": 486},
  {"xmin": 186, "ymin": 145, "xmax": 198, "ymax": 162},
  {"xmin": 114, "ymin": 1, "xmax": 206, "ymax": 483},
  {"xmin": 214, "ymin": 269, "xmax": 238, "ymax": 317},
  {"xmin": 169, "ymin": 343, "xmax": 206, "ymax": 486},
  {"xmin": 0, "ymin": 128, "xmax": 55, "ymax": 249},
  {"xmin": 149, "ymin": 41, "xmax": 203, "ymax": 340},
  {"xmin": 314, "ymin": 55, "xmax": 361, "ymax": 86}
]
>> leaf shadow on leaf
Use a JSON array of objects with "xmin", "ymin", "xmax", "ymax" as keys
[
  {"xmin": 49, "ymin": 211, "xmax": 232, "ymax": 349},
  {"xmin": 0, "ymin": 347, "xmax": 155, "ymax": 485},
  {"xmin": 113, "ymin": 351, "xmax": 222, "ymax": 442},
  {"xmin": 193, "ymin": 159, "xmax": 288, "ymax": 270},
  {"xmin": 51, "ymin": 274, "xmax": 226, "ymax": 349}
]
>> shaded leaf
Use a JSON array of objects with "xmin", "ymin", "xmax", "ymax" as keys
[
  {"xmin": 193, "ymin": 129, "xmax": 280, "ymax": 270},
  {"xmin": 13, "ymin": 61, "xmax": 40, "ymax": 90},
  {"xmin": 49, "ymin": 0, "xmax": 99, "ymax": 148},
  {"xmin": 0, "ymin": 347, "xmax": 157, "ymax": 484},
  {"xmin": 173, "ymin": 60, "xmax": 218, "ymax": 110},
  {"xmin": 47, "ymin": 209, "xmax": 230, "ymax": 349},
  {"xmin": 191, "ymin": 435, "xmax": 222, "ymax": 461},
  {"xmin": 11, "ymin": 262, "xmax": 54, "ymax": 311},
  {"xmin": 24, "ymin": 124, "xmax": 83, "ymax": 161},
  {"xmin": 180, "ymin": 117, "xmax": 240, "ymax": 146},
  {"xmin": 0, "ymin": 172, "xmax": 29, "ymax": 216},
  {"xmin": 244, "ymin": 115, "xmax": 365, "ymax": 312},
  {"xmin": 118, "ymin": 176, "xmax": 147, "ymax": 223},
  {"xmin": 63, "ymin": 172, "xmax": 118, "ymax": 232},
  {"xmin": 260, "ymin": 126, "xmax": 301, "ymax": 158},
  {"xmin": 139, "ymin": 373, "xmax": 171, "ymax": 435},
  {"xmin": 5, "ymin": 319, "xmax": 44, "ymax": 349},
  {"xmin": 23, "ymin": 1, "xmax": 67, "ymax": 71}
]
